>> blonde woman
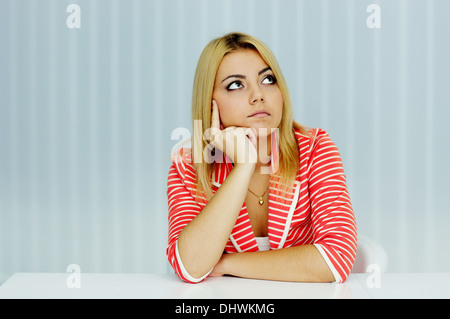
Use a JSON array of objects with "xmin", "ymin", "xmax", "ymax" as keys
[{"xmin": 167, "ymin": 32, "xmax": 357, "ymax": 283}]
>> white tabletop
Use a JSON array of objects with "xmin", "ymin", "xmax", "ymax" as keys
[{"xmin": 0, "ymin": 272, "xmax": 449, "ymax": 299}]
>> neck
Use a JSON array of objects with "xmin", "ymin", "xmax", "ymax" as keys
[{"xmin": 255, "ymin": 133, "xmax": 272, "ymax": 171}]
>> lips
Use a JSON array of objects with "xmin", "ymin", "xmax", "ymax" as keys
[{"xmin": 248, "ymin": 110, "xmax": 271, "ymax": 118}]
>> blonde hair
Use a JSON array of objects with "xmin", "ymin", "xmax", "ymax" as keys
[{"xmin": 191, "ymin": 32, "xmax": 308, "ymax": 200}]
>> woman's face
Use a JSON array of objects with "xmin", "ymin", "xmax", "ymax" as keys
[{"xmin": 212, "ymin": 49, "xmax": 283, "ymax": 136}]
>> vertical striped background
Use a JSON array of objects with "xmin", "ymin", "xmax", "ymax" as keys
[{"xmin": 0, "ymin": 0, "xmax": 449, "ymax": 282}]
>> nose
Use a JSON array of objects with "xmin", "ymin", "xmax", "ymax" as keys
[{"xmin": 249, "ymin": 85, "xmax": 264, "ymax": 105}]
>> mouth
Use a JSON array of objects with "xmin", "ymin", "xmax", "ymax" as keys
[{"xmin": 248, "ymin": 111, "xmax": 271, "ymax": 118}]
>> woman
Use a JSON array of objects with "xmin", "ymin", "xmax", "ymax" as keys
[{"xmin": 167, "ymin": 32, "xmax": 357, "ymax": 283}]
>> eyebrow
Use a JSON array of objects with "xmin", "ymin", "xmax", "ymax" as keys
[{"xmin": 221, "ymin": 67, "xmax": 272, "ymax": 83}]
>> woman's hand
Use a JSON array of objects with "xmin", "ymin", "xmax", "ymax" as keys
[{"xmin": 208, "ymin": 100, "xmax": 258, "ymax": 166}]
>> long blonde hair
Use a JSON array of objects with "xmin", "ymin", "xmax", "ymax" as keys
[{"xmin": 192, "ymin": 32, "xmax": 308, "ymax": 200}]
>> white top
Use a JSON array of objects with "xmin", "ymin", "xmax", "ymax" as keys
[{"xmin": 255, "ymin": 236, "xmax": 270, "ymax": 251}]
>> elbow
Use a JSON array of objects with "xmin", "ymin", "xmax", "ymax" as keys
[
  {"xmin": 173, "ymin": 241, "xmax": 212, "ymax": 283},
  {"xmin": 316, "ymin": 268, "xmax": 336, "ymax": 283},
  {"xmin": 313, "ymin": 243, "xmax": 352, "ymax": 283},
  {"xmin": 184, "ymin": 267, "xmax": 211, "ymax": 283},
  {"xmin": 177, "ymin": 266, "xmax": 212, "ymax": 284},
  {"xmin": 170, "ymin": 258, "xmax": 211, "ymax": 284}
]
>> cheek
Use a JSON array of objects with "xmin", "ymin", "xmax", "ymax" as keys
[
  {"xmin": 220, "ymin": 104, "xmax": 242, "ymax": 127},
  {"xmin": 271, "ymin": 90, "xmax": 284, "ymax": 123},
  {"xmin": 274, "ymin": 87, "xmax": 283, "ymax": 106},
  {"xmin": 213, "ymin": 94, "xmax": 243, "ymax": 126}
]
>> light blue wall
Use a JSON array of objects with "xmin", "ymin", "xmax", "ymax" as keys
[{"xmin": 1, "ymin": 0, "xmax": 449, "ymax": 282}]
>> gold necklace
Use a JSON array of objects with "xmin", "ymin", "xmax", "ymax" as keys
[{"xmin": 247, "ymin": 186, "xmax": 269, "ymax": 205}]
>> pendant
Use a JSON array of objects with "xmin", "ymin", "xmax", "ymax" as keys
[{"xmin": 259, "ymin": 197, "xmax": 264, "ymax": 205}]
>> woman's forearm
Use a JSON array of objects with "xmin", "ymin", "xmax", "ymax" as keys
[
  {"xmin": 177, "ymin": 163, "xmax": 255, "ymax": 279},
  {"xmin": 215, "ymin": 244, "xmax": 335, "ymax": 283}
]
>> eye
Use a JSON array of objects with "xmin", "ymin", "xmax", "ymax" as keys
[
  {"xmin": 262, "ymin": 75, "xmax": 277, "ymax": 85},
  {"xmin": 226, "ymin": 80, "xmax": 244, "ymax": 91}
]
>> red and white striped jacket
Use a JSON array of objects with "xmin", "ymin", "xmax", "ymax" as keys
[{"xmin": 167, "ymin": 128, "xmax": 357, "ymax": 283}]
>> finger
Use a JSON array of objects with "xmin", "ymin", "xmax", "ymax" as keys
[
  {"xmin": 245, "ymin": 127, "xmax": 258, "ymax": 147},
  {"xmin": 211, "ymin": 100, "xmax": 221, "ymax": 133}
]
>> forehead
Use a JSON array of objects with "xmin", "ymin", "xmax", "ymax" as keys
[{"xmin": 216, "ymin": 49, "xmax": 269, "ymax": 76}]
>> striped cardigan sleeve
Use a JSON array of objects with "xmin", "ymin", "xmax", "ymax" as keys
[
  {"xmin": 166, "ymin": 158, "xmax": 209, "ymax": 283},
  {"xmin": 308, "ymin": 130, "xmax": 357, "ymax": 283}
]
